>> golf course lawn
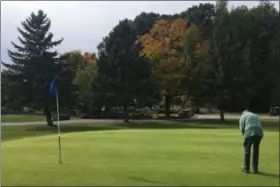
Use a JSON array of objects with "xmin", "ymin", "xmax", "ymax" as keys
[
  {"xmin": 1, "ymin": 114, "xmax": 45, "ymax": 122},
  {"xmin": 2, "ymin": 120, "xmax": 279, "ymax": 186}
]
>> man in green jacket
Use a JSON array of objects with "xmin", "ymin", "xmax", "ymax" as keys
[{"xmin": 239, "ymin": 110, "xmax": 264, "ymax": 174}]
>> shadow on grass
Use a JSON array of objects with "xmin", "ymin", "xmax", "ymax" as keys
[
  {"xmin": 257, "ymin": 172, "xmax": 280, "ymax": 179},
  {"xmin": 129, "ymin": 176, "xmax": 165, "ymax": 185},
  {"xmin": 2, "ymin": 119, "xmax": 278, "ymax": 141}
]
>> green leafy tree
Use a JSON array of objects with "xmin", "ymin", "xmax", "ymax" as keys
[
  {"xmin": 132, "ymin": 12, "xmax": 162, "ymax": 108},
  {"xmin": 269, "ymin": 10, "xmax": 280, "ymax": 107},
  {"xmin": 223, "ymin": 6, "xmax": 252, "ymax": 111},
  {"xmin": 207, "ymin": 0, "xmax": 231, "ymax": 122},
  {"xmin": 133, "ymin": 12, "xmax": 161, "ymax": 36},
  {"xmin": 182, "ymin": 26, "xmax": 211, "ymax": 113},
  {"xmin": 1, "ymin": 69, "xmax": 25, "ymax": 111},
  {"xmin": 2, "ymin": 10, "xmax": 63, "ymax": 126},
  {"xmin": 179, "ymin": 3, "xmax": 215, "ymax": 39},
  {"xmin": 58, "ymin": 51, "xmax": 92, "ymax": 115},
  {"xmin": 73, "ymin": 61, "xmax": 97, "ymax": 116},
  {"xmin": 204, "ymin": 1, "xmax": 280, "ymax": 118},
  {"xmin": 245, "ymin": 2, "xmax": 280, "ymax": 111},
  {"xmin": 97, "ymin": 19, "xmax": 152, "ymax": 122}
]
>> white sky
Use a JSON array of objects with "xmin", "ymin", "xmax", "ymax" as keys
[{"xmin": 1, "ymin": 1, "xmax": 279, "ymax": 64}]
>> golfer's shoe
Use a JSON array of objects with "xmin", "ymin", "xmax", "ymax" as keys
[
  {"xmin": 253, "ymin": 168, "xmax": 259, "ymax": 174},
  {"xmin": 241, "ymin": 166, "xmax": 249, "ymax": 173}
]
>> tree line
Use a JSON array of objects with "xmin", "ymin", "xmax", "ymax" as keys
[{"xmin": 2, "ymin": 1, "xmax": 280, "ymax": 126}]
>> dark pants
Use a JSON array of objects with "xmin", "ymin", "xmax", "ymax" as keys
[{"xmin": 243, "ymin": 135, "xmax": 262, "ymax": 171}]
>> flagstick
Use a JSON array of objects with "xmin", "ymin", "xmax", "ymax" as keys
[{"xmin": 56, "ymin": 90, "xmax": 62, "ymax": 164}]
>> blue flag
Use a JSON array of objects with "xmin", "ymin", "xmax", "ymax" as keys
[{"xmin": 49, "ymin": 77, "xmax": 57, "ymax": 99}]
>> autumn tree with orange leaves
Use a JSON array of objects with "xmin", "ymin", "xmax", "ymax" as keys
[
  {"xmin": 73, "ymin": 53, "xmax": 98, "ymax": 116},
  {"xmin": 139, "ymin": 18, "xmax": 188, "ymax": 117},
  {"xmin": 139, "ymin": 18, "xmax": 209, "ymax": 117},
  {"xmin": 58, "ymin": 51, "xmax": 98, "ymax": 116}
]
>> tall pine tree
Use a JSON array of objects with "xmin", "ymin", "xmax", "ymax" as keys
[{"xmin": 2, "ymin": 10, "xmax": 63, "ymax": 126}]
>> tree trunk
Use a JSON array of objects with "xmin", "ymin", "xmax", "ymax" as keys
[
  {"xmin": 219, "ymin": 108, "xmax": 225, "ymax": 122},
  {"xmin": 133, "ymin": 104, "xmax": 136, "ymax": 113},
  {"xmin": 188, "ymin": 100, "xmax": 193, "ymax": 116},
  {"xmin": 123, "ymin": 103, "xmax": 129, "ymax": 123},
  {"xmin": 97, "ymin": 106, "xmax": 102, "ymax": 119},
  {"xmin": 164, "ymin": 95, "xmax": 171, "ymax": 118},
  {"xmin": 44, "ymin": 104, "xmax": 54, "ymax": 126},
  {"xmin": 208, "ymin": 107, "xmax": 213, "ymax": 114},
  {"xmin": 75, "ymin": 109, "xmax": 79, "ymax": 119},
  {"xmin": 195, "ymin": 107, "xmax": 200, "ymax": 114},
  {"xmin": 219, "ymin": 96, "xmax": 225, "ymax": 122}
]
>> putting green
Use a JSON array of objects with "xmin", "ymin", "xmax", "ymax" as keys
[{"xmin": 2, "ymin": 129, "xmax": 279, "ymax": 186}]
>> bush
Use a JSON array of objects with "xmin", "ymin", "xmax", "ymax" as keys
[
  {"xmin": 52, "ymin": 114, "xmax": 70, "ymax": 121},
  {"xmin": 177, "ymin": 109, "xmax": 193, "ymax": 118},
  {"xmin": 102, "ymin": 111, "xmax": 123, "ymax": 119},
  {"xmin": 130, "ymin": 108, "xmax": 154, "ymax": 119},
  {"xmin": 79, "ymin": 114, "xmax": 98, "ymax": 119},
  {"xmin": 130, "ymin": 112, "xmax": 153, "ymax": 119},
  {"xmin": 156, "ymin": 108, "xmax": 179, "ymax": 115}
]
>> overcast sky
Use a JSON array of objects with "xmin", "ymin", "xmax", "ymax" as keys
[{"xmin": 1, "ymin": 1, "xmax": 279, "ymax": 64}]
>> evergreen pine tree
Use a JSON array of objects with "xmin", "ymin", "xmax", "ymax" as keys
[{"xmin": 2, "ymin": 10, "xmax": 63, "ymax": 126}]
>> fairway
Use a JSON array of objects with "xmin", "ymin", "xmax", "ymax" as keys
[
  {"xmin": 1, "ymin": 114, "xmax": 45, "ymax": 122},
  {"xmin": 2, "ymin": 121, "xmax": 279, "ymax": 186}
]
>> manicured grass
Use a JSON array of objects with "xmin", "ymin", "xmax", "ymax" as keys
[
  {"xmin": 2, "ymin": 119, "xmax": 278, "ymax": 141},
  {"xmin": 2, "ymin": 120, "xmax": 279, "ymax": 186},
  {"xmin": 1, "ymin": 114, "xmax": 45, "ymax": 122}
]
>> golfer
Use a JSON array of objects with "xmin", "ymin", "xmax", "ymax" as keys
[{"xmin": 239, "ymin": 110, "xmax": 263, "ymax": 174}]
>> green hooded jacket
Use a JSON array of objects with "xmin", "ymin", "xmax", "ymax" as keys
[{"xmin": 239, "ymin": 111, "xmax": 264, "ymax": 139}]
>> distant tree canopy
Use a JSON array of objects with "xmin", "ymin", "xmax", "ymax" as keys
[
  {"xmin": 2, "ymin": 1, "xmax": 280, "ymax": 123},
  {"xmin": 97, "ymin": 19, "xmax": 154, "ymax": 122}
]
